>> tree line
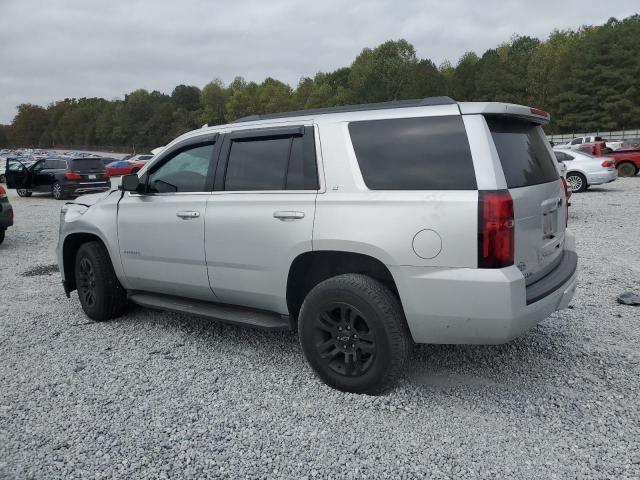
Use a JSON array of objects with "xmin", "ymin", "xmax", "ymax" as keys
[{"xmin": 1, "ymin": 14, "xmax": 639, "ymax": 151}]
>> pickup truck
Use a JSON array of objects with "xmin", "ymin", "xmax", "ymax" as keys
[{"xmin": 576, "ymin": 142, "xmax": 640, "ymax": 177}]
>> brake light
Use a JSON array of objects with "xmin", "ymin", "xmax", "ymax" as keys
[
  {"xmin": 7, "ymin": 207, "xmax": 13, "ymax": 223},
  {"xmin": 478, "ymin": 191, "xmax": 514, "ymax": 268},
  {"xmin": 0, "ymin": 184, "xmax": 6, "ymax": 199},
  {"xmin": 560, "ymin": 177, "xmax": 570, "ymax": 226},
  {"xmin": 601, "ymin": 159, "xmax": 614, "ymax": 168},
  {"xmin": 530, "ymin": 107, "xmax": 549, "ymax": 118},
  {"xmin": 65, "ymin": 172, "xmax": 82, "ymax": 180}
]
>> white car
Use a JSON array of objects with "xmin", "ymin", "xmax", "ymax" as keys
[
  {"xmin": 57, "ymin": 98, "xmax": 577, "ymax": 393},
  {"xmin": 554, "ymin": 148, "xmax": 617, "ymax": 192}
]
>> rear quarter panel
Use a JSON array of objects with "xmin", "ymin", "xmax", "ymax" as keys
[{"xmin": 313, "ymin": 118, "xmax": 478, "ymax": 268}]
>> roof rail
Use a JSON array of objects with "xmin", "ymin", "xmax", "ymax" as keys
[{"xmin": 232, "ymin": 96, "xmax": 457, "ymax": 123}]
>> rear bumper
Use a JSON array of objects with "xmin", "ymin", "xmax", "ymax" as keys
[
  {"xmin": 390, "ymin": 231, "xmax": 578, "ymax": 344},
  {"xmin": 63, "ymin": 183, "xmax": 110, "ymax": 196},
  {"xmin": 587, "ymin": 170, "xmax": 617, "ymax": 185}
]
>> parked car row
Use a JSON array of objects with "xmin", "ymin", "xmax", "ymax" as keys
[
  {"xmin": 1, "ymin": 149, "xmax": 157, "ymax": 199},
  {"xmin": 551, "ymin": 137, "xmax": 640, "ymax": 177}
]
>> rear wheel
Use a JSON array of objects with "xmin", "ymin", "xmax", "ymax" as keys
[
  {"xmin": 617, "ymin": 162, "xmax": 637, "ymax": 178},
  {"xmin": 0, "ymin": 229, "xmax": 5, "ymax": 245},
  {"xmin": 16, "ymin": 189, "xmax": 32, "ymax": 197},
  {"xmin": 75, "ymin": 241, "xmax": 127, "ymax": 321},
  {"xmin": 298, "ymin": 274, "xmax": 411, "ymax": 394},
  {"xmin": 567, "ymin": 172, "xmax": 587, "ymax": 193},
  {"xmin": 52, "ymin": 182, "xmax": 65, "ymax": 200}
]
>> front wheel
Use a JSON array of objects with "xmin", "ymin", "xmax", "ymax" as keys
[
  {"xmin": 298, "ymin": 274, "xmax": 411, "ymax": 394},
  {"xmin": 617, "ymin": 162, "xmax": 637, "ymax": 178},
  {"xmin": 75, "ymin": 241, "xmax": 127, "ymax": 321},
  {"xmin": 567, "ymin": 172, "xmax": 587, "ymax": 193},
  {"xmin": 16, "ymin": 189, "xmax": 32, "ymax": 197},
  {"xmin": 0, "ymin": 229, "xmax": 5, "ymax": 245}
]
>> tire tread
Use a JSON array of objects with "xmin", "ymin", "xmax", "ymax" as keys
[{"xmin": 75, "ymin": 241, "xmax": 127, "ymax": 321}]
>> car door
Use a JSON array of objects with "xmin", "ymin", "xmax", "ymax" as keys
[
  {"xmin": 117, "ymin": 133, "xmax": 220, "ymax": 301},
  {"xmin": 32, "ymin": 159, "xmax": 63, "ymax": 192},
  {"xmin": 205, "ymin": 125, "xmax": 319, "ymax": 314},
  {"xmin": 5, "ymin": 159, "xmax": 33, "ymax": 189}
]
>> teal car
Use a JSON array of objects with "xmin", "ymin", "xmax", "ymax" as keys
[{"xmin": 0, "ymin": 183, "xmax": 13, "ymax": 244}]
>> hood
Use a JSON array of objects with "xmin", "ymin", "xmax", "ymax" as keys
[{"xmin": 71, "ymin": 189, "xmax": 115, "ymax": 207}]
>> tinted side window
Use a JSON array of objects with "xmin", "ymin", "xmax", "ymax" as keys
[
  {"xmin": 223, "ymin": 129, "xmax": 318, "ymax": 191},
  {"xmin": 226, "ymin": 137, "xmax": 290, "ymax": 191},
  {"xmin": 348, "ymin": 116, "xmax": 476, "ymax": 190},
  {"xmin": 486, "ymin": 117, "xmax": 559, "ymax": 188},
  {"xmin": 147, "ymin": 143, "xmax": 214, "ymax": 193}
]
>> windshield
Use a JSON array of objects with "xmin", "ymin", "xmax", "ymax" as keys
[{"xmin": 70, "ymin": 159, "xmax": 106, "ymax": 172}]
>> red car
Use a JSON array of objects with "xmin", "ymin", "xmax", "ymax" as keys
[
  {"xmin": 105, "ymin": 157, "xmax": 152, "ymax": 177},
  {"xmin": 577, "ymin": 142, "xmax": 640, "ymax": 177}
]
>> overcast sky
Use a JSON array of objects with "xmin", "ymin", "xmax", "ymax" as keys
[{"xmin": 0, "ymin": 0, "xmax": 637, "ymax": 123}]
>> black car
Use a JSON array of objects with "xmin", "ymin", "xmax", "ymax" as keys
[{"xmin": 5, "ymin": 157, "xmax": 110, "ymax": 200}]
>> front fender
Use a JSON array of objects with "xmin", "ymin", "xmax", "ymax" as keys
[{"xmin": 57, "ymin": 191, "xmax": 128, "ymax": 290}]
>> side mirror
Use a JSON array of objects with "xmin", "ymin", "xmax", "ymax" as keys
[{"xmin": 119, "ymin": 174, "xmax": 141, "ymax": 192}]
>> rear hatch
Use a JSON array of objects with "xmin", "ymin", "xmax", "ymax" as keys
[
  {"xmin": 69, "ymin": 158, "xmax": 108, "ymax": 182},
  {"xmin": 486, "ymin": 117, "xmax": 566, "ymax": 284}
]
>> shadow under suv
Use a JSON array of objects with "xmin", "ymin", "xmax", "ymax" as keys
[{"xmin": 5, "ymin": 157, "xmax": 110, "ymax": 200}]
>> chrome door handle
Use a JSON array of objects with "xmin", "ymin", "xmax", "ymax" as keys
[
  {"xmin": 273, "ymin": 211, "xmax": 305, "ymax": 221},
  {"xmin": 176, "ymin": 211, "xmax": 200, "ymax": 219}
]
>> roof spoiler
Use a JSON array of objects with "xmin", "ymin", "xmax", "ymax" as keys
[{"xmin": 458, "ymin": 102, "xmax": 550, "ymax": 124}]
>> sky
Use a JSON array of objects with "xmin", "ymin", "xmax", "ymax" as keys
[{"xmin": 0, "ymin": 0, "xmax": 637, "ymax": 123}]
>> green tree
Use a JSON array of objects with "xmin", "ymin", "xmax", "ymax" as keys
[{"xmin": 171, "ymin": 85, "xmax": 201, "ymax": 112}]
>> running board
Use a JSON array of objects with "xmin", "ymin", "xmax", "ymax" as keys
[{"xmin": 128, "ymin": 292, "xmax": 291, "ymax": 331}]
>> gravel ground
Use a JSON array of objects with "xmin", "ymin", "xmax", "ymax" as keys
[{"xmin": 1, "ymin": 180, "xmax": 639, "ymax": 479}]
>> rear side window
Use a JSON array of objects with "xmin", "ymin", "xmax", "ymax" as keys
[
  {"xmin": 223, "ymin": 128, "xmax": 318, "ymax": 191},
  {"xmin": 486, "ymin": 117, "xmax": 559, "ymax": 188},
  {"xmin": 348, "ymin": 116, "xmax": 476, "ymax": 190},
  {"xmin": 226, "ymin": 138, "xmax": 291, "ymax": 190}
]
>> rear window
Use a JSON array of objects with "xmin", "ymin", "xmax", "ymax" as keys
[
  {"xmin": 70, "ymin": 159, "xmax": 105, "ymax": 172},
  {"xmin": 486, "ymin": 117, "xmax": 559, "ymax": 188},
  {"xmin": 348, "ymin": 116, "xmax": 477, "ymax": 190}
]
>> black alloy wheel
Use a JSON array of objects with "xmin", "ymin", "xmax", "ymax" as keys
[
  {"xmin": 77, "ymin": 257, "xmax": 97, "ymax": 308},
  {"xmin": 314, "ymin": 303, "xmax": 376, "ymax": 377},
  {"xmin": 298, "ymin": 274, "xmax": 411, "ymax": 394}
]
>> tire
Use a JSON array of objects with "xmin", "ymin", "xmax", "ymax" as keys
[
  {"xmin": 52, "ymin": 182, "xmax": 65, "ymax": 200},
  {"xmin": 298, "ymin": 273, "xmax": 411, "ymax": 394},
  {"xmin": 74, "ymin": 241, "xmax": 127, "ymax": 321},
  {"xmin": 16, "ymin": 189, "xmax": 32, "ymax": 197},
  {"xmin": 567, "ymin": 172, "xmax": 587, "ymax": 193},
  {"xmin": 617, "ymin": 162, "xmax": 637, "ymax": 178},
  {"xmin": 0, "ymin": 229, "xmax": 5, "ymax": 245}
]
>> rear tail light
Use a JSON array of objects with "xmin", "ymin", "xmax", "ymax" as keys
[
  {"xmin": 601, "ymin": 159, "xmax": 614, "ymax": 168},
  {"xmin": 65, "ymin": 172, "xmax": 82, "ymax": 180},
  {"xmin": 0, "ymin": 185, "xmax": 6, "ymax": 199},
  {"xmin": 561, "ymin": 177, "xmax": 570, "ymax": 226},
  {"xmin": 8, "ymin": 207, "xmax": 13, "ymax": 223},
  {"xmin": 478, "ymin": 190, "xmax": 514, "ymax": 268}
]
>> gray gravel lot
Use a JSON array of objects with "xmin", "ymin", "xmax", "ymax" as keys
[{"xmin": 1, "ymin": 180, "xmax": 639, "ymax": 479}]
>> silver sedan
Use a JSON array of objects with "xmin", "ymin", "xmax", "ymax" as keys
[{"xmin": 554, "ymin": 148, "xmax": 617, "ymax": 192}]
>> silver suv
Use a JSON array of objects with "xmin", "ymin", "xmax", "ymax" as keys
[{"xmin": 57, "ymin": 97, "xmax": 578, "ymax": 393}]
